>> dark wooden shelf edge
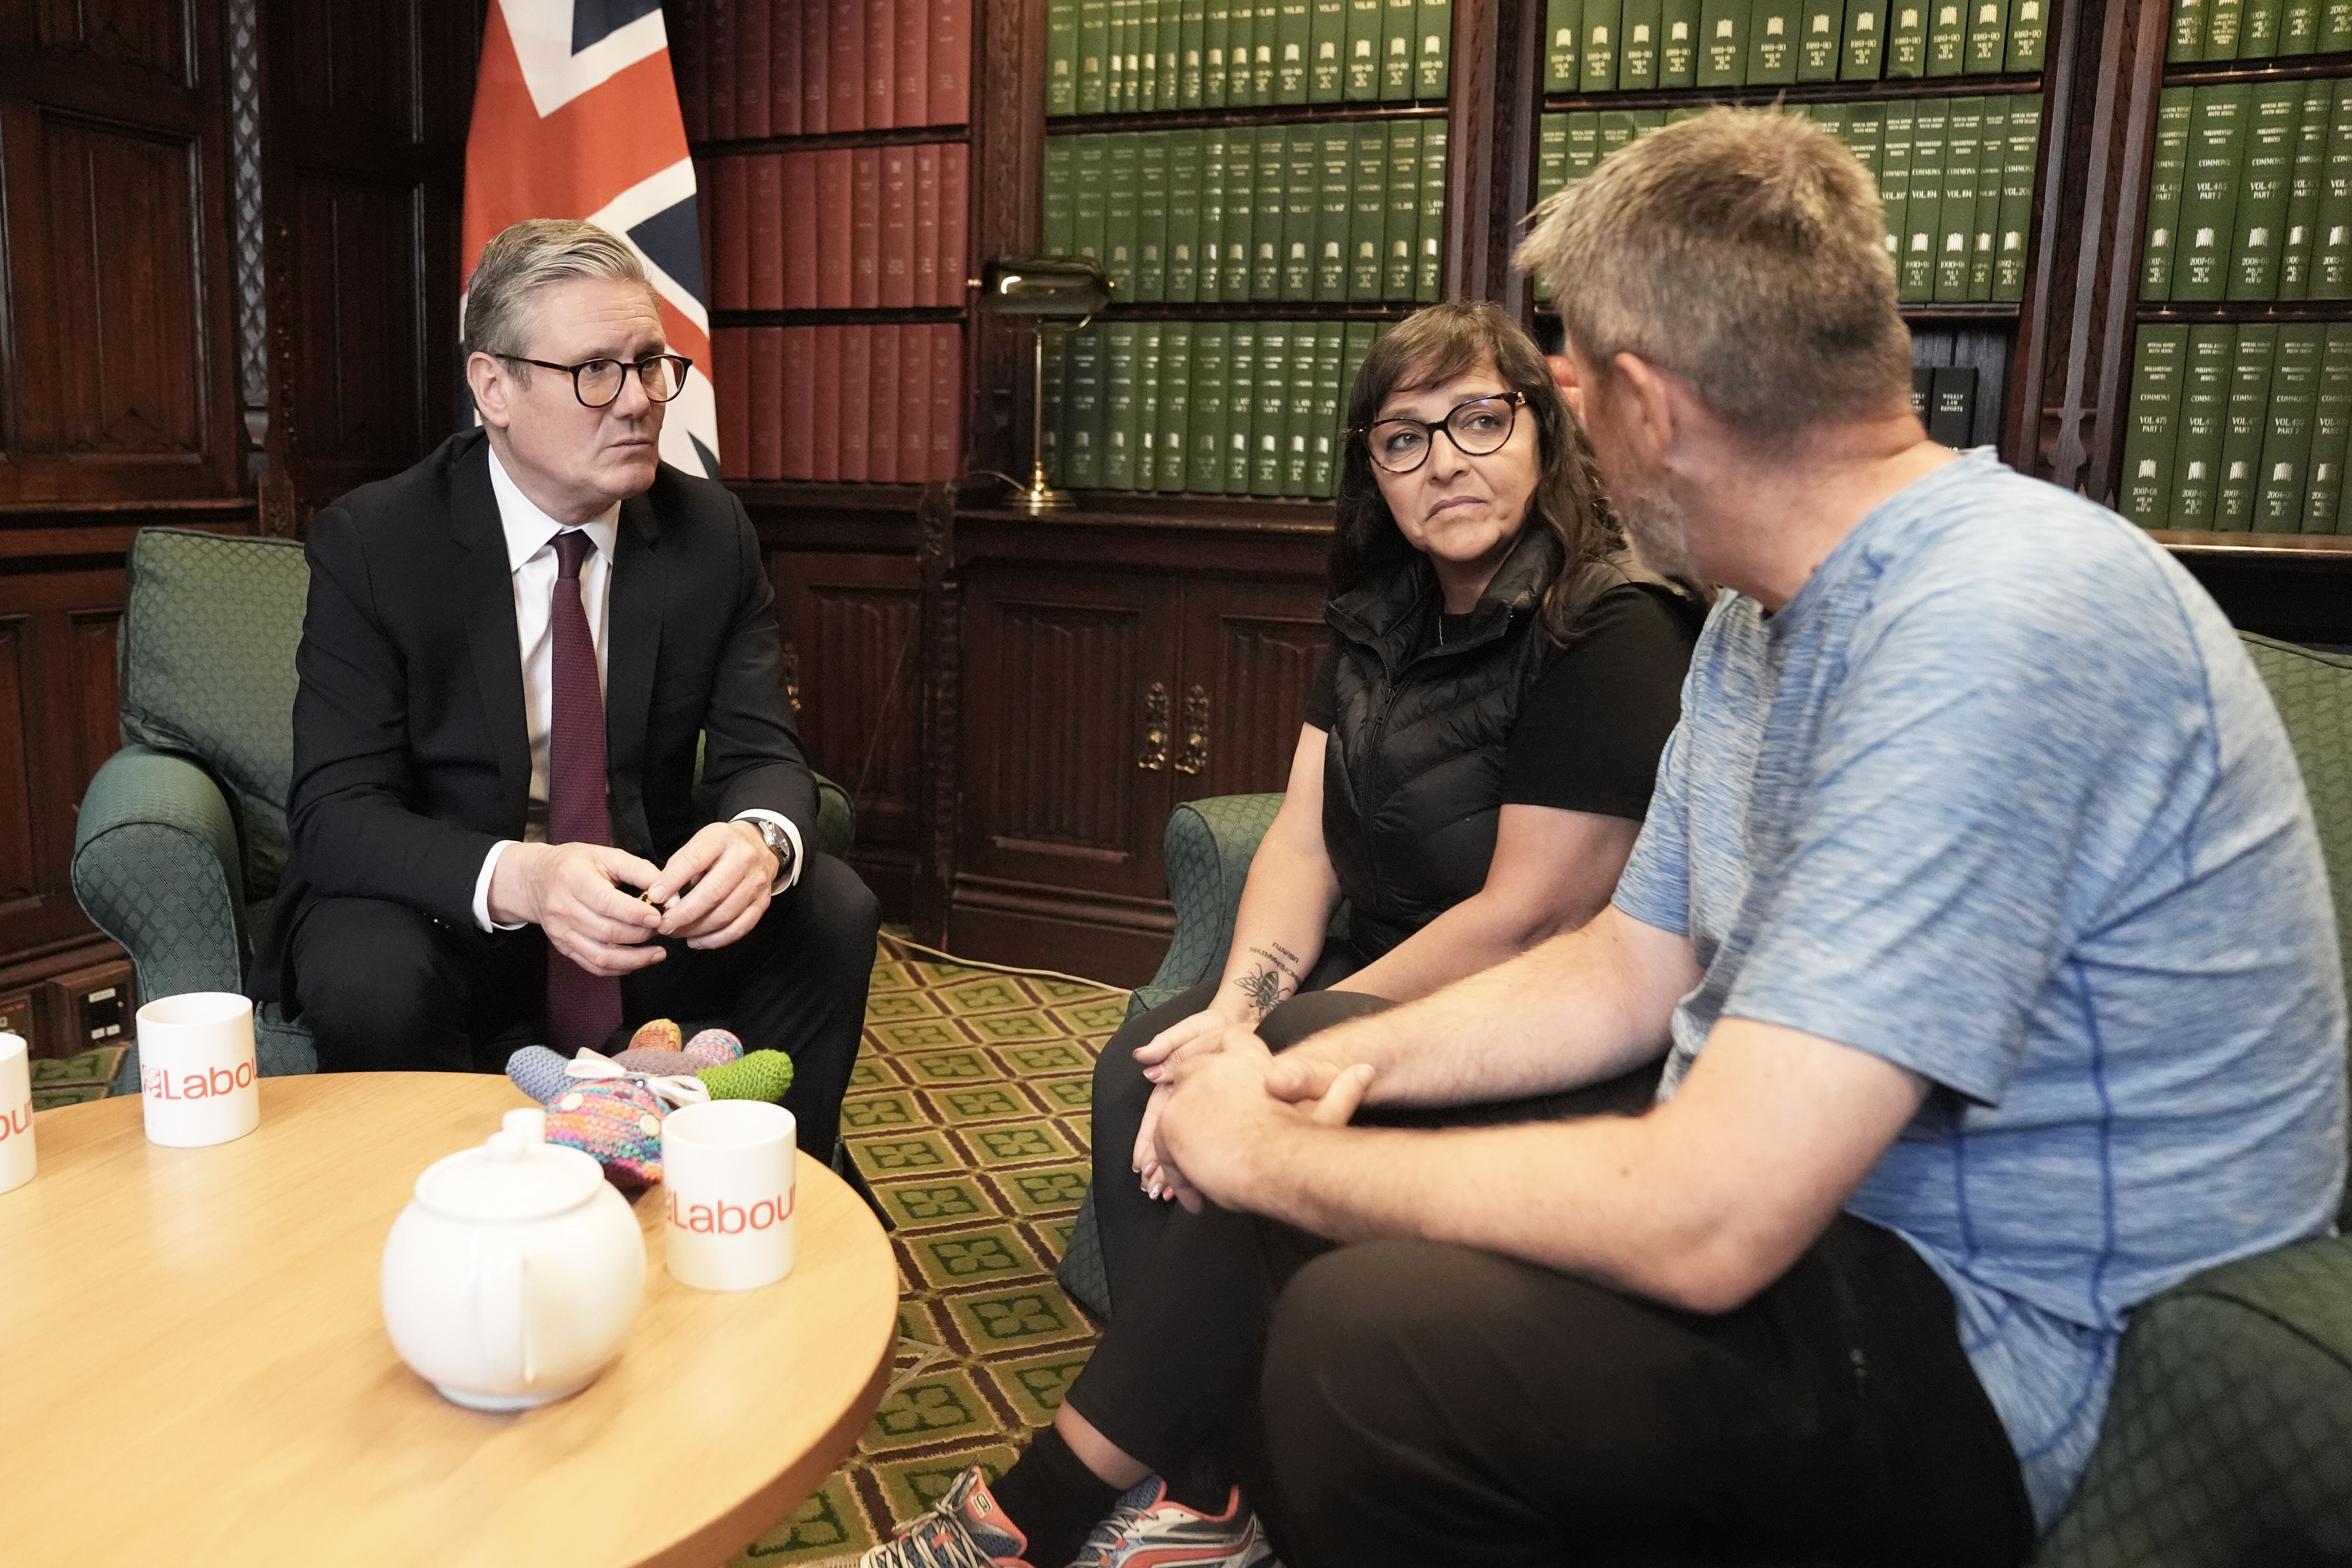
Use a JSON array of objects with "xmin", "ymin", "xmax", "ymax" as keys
[
  {"xmin": 2136, "ymin": 301, "xmax": 2352, "ymax": 322},
  {"xmin": 1539, "ymin": 74, "xmax": 2049, "ymax": 112},
  {"xmin": 1529, "ymin": 302, "xmax": 2021, "ymax": 320},
  {"xmin": 688, "ymin": 124, "xmax": 971, "ymax": 156},
  {"xmin": 1047, "ymin": 101, "xmax": 1449, "ymax": 134},
  {"xmin": 0, "ymin": 496, "xmax": 256, "ymax": 517},
  {"xmin": 711, "ymin": 307, "xmax": 970, "ymax": 327},
  {"xmin": 2162, "ymin": 50, "xmax": 2352, "ymax": 87},
  {"xmin": 956, "ymin": 492, "xmax": 1335, "ymax": 534},
  {"xmin": 731, "ymin": 481, "xmax": 929, "ymax": 511},
  {"xmin": 2152, "ymin": 529, "xmax": 2352, "ymax": 558},
  {"xmin": 1086, "ymin": 301, "xmax": 1418, "ymax": 320}
]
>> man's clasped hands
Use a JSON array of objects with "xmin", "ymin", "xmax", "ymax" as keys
[{"xmin": 486, "ymin": 823, "xmax": 782, "ymax": 977}]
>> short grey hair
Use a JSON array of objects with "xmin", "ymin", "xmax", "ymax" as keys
[
  {"xmin": 462, "ymin": 219, "xmax": 654, "ymax": 361},
  {"xmin": 1514, "ymin": 108, "xmax": 1914, "ymax": 438}
]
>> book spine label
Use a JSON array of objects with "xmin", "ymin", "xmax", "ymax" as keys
[
  {"xmin": 1169, "ymin": 130, "xmax": 1204, "ymax": 300},
  {"xmin": 1879, "ymin": 99, "xmax": 1914, "ymax": 267},
  {"xmin": 1886, "ymin": 0, "xmax": 1926, "ymax": 74},
  {"xmin": 2219, "ymin": 323, "xmax": 2278, "ymax": 528},
  {"xmin": 1165, "ymin": 0, "xmax": 1188, "ymax": 105},
  {"xmin": 2305, "ymin": 323, "xmax": 2352, "ymax": 529},
  {"xmin": 839, "ymin": 323, "xmax": 872, "ymax": 482},
  {"xmin": 936, "ymin": 0, "xmax": 974, "ymax": 123},
  {"xmin": 1539, "ymin": 111, "xmax": 1570, "ymax": 208},
  {"xmin": 1838, "ymin": 0, "xmax": 1883, "ymax": 78},
  {"xmin": 2323, "ymin": 0, "xmax": 2352, "ymax": 50},
  {"xmin": 2228, "ymin": 81, "xmax": 2304, "ymax": 299},
  {"xmin": 1226, "ymin": 321, "xmax": 1257, "ymax": 492},
  {"xmin": 1184, "ymin": 0, "xmax": 1209, "ymax": 104},
  {"xmin": 890, "ymin": 325, "xmax": 923, "ymax": 484},
  {"xmin": 1140, "ymin": 133, "xmax": 1172, "ymax": 300},
  {"xmin": 1044, "ymin": 137, "xmax": 1077, "ymax": 259},
  {"xmin": 1349, "ymin": 0, "xmax": 1385, "ymax": 96},
  {"xmin": 1318, "ymin": 125, "xmax": 1354, "ymax": 299},
  {"xmin": 811, "ymin": 327, "xmax": 843, "ymax": 482},
  {"xmin": 739, "ymin": 0, "xmax": 771, "ymax": 139},
  {"xmin": 801, "ymin": 1, "xmax": 830, "ymax": 133},
  {"xmin": 2176, "ymin": 84, "xmax": 2252, "ymax": 301},
  {"xmin": 2243, "ymin": 0, "xmax": 2286, "ymax": 54},
  {"xmin": 1548, "ymin": 0, "xmax": 1585, "ymax": 88},
  {"xmin": 2206, "ymin": 0, "xmax": 2245, "ymax": 57},
  {"xmin": 1419, "ymin": 118, "xmax": 1448, "ymax": 300},
  {"xmin": 1255, "ymin": 126, "xmax": 1287, "ymax": 296},
  {"xmin": 1254, "ymin": 324, "xmax": 1289, "ymax": 492},
  {"xmin": 1994, "ymin": 94, "xmax": 2039, "ymax": 300},
  {"xmin": 2005, "ymin": 0, "xmax": 2045, "ymax": 66},
  {"xmin": 1284, "ymin": 126, "xmax": 1320, "ymax": 299},
  {"xmin": 1040, "ymin": 328, "xmax": 1066, "ymax": 487},
  {"xmin": 1073, "ymin": 134, "xmax": 1109, "ymax": 272},
  {"xmin": 1901, "ymin": 97, "xmax": 1946, "ymax": 300},
  {"xmin": 940, "ymin": 144, "xmax": 969, "ymax": 309},
  {"xmin": 674, "ymin": 0, "xmax": 708, "ymax": 141},
  {"xmin": 1198, "ymin": 129, "xmax": 1228, "ymax": 301},
  {"xmin": 2120, "ymin": 325, "xmax": 2189, "ymax": 526},
  {"xmin": 1079, "ymin": 0, "xmax": 1110, "ymax": 111},
  {"xmin": 1386, "ymin": 119, "xmax": 1421, "ymax": 299},
  {"xmin": 829, "ymin": 0, "xmax": 864, "ymax": 131},
  {"xmin": 819, "ymin": 150, "xmax": 854, "ymax": 308},
  {"xmin": 1189, "ymin": 323, "xmax": 1231, "ymax": 491},
  {"xmin": 2312, "ymin": 79, "xmax": 2352, "ymax": 297},
  {"xmin": 713, "ymin": 156, "xmax": 748, "ymax": 311},
  {"xmin": 1700, "ymin": 0, "xmax": 1750, "ymax": 83},
  {"xmin": 1049, "ymin": 0, "xmax": 1081, "ymax": 114},
  {"xmin": 754, "ymin": 328, "xmax": 784, "ymax": 478},
  {"xmin": 1310, "ymin": 328, "xmax": 1344, "ymax": 496},
  {"xmin": 1352, "ymin": 121, "xmax": 1388, "ymax": 299},
  {"xmin": 1312, "ymin": 0, "xmax": 1348, "ymax": 96},
  {"xmin": 1106, "ymin": 134, "xmax": 1141, "ymax": 299},
  {"xmin": 785, "ymin": 151, "xmax": 819, "ymax": 309},
  {"xmin": 1620, "ymin": 0, "xmax": 1664, "ymax": 84},
  {"xmin": 1383, "ymin": 0, "xmax": 1417, "ymax": 97},
  {"xmin": 2141, "ymin": 86, "xmax": 2194, "ymax": 298},
  {"xmin": 716, "ymin": 327, "xmax": 749, "ymax": 477},
  {"xmin": 1106, "ymin": 0, "xmax": 1126, "ymax": 111},
  {"xmin": 1797, "ymin": 0, "xmax": 1840, "ymax": 76},
  {"xmin": 2259, "ymin": 323, "xmax": 2325, "ymax": 525},
  {"xmin": 869, "ymin": 322, "xmax": 901, "ymax": 484},
  {"xmin": 1935, "ymin": 97, "xmax": 1981, "ymax": 300},
  {"xmin": 1417, "ymin": 0, "xmax": 1452, "ymax": 96},
  {"xmin": 1749, "ymin": 0, "xmax": 1798, "ymax": 82},
  {"xmin": 2279, "ymin": 80, "xmax": 2331, "ymax": 297},
  {"xmin": 1282, "ymin": 324, "xmax": 1318, "ymax": 494},
  {"xmin": 787, "ymin": 327, "xmax": 822, "ymax": 481},
  {"xmin": 930, "ymin": 325, "xmax": 962, "ymax": 481},
  {"xmin": 1225, "ymin": 129, "xmax": 1257, "ymax": 296},
  {"xmin": 1586, "ymin": 0, "xmax": 1625, "ymax": 89},
  {"xmin": 708, "ymin": 0, "xmax": 735, "ymax": 140},
  {"xmin": 1065, "ymin": 325, "xmax": 1104, "ymax": 487},
  {"xmin": 1204, "ymin": 0, "xmax": 1230, "ymax": 103},
  {"xmin": 1964, "ymin": 0, "xmax": 2008, "ymax": 73},
  {"xmin": 2171, "ymin": 0, "xmax": 2208, "ymax": 59},
  {"xmin": 1661, "ymin": 0, "xmax": 1700, "ymax": 81},
  {"xmin": 2171, "ymin": 324, "xmax": 2234, "ymax": 524},
  {"xmin": 1159, "ymin": 322, "xmax": 1193, "ymax": 489},
  {"xmin": 1280, "ymin": 0, "xmax": 1312, "ymax": 100},
  {"xmin": 880, "ymin": 145, "xmax": 914, "ymax": 309},
  {"xmin": 1135, "ymin": 321, "xmax": 1163, "ymax": 486},
  {"xmin": 750, "ymin": 154, "xmax": 784, "ymax": 311},
  {"xmin": 1926, "ymin": 0, "xmax": 1964, "ymax": 73},
  {"xmin": 865, "ymin": 0, "xmax": 895, "ymax": 128},
  {"xmin": 1970, "ymin": 98, "xmax": 2005, "ymax": 299}
]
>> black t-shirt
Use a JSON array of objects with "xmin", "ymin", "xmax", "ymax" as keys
[{"xmin": 1302, "ymin": 582, "xmax": 1697, "ymax": 821}]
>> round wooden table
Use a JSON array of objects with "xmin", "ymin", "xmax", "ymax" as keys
[{"xmin": 0, "ymin": 1074, "xmax": 897, "ymax": 1567}]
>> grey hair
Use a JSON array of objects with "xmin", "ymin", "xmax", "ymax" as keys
[
  {"xmin": 1514, "ymin": 107, "xmax": 1914, "ymax": 438},
  {"xmin": 461, "ymin": 219, "xmax": 654, "ymax": 361}
]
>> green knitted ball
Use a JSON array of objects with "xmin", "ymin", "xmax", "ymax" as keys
[{"xmin": 696, "ymin": 1048, "xmax": 794, "ymax": 1102}]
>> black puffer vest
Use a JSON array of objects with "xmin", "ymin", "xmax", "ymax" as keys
[{"xmin": 1321, "ymin": 529, "xmax": 1652, "ymax": 961}]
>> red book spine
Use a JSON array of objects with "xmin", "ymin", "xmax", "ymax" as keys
[
  {"xmin": 772, "ymin": 0, "xmax": 800, "ymax": 136},
  {"xmin": 930, "ymin": 0, "xmax": 970, "ymax": 127},
  {"xmin": 695, "ymin": 155, "xmax": 717, "ymax": 301},
  {"xmin": 866, "ymin": 0, "xmax": 896, "ymax": 128},
  {"xmin": 782, "ymin": 327, "xmax": 818, "ymax": 480},
  {"xmin": 713, "ymin": 156, "xmax": 750, "ymax": 310},
  {"xmin": 715, "ymin": 327, "xmax": 750, "ymax": 478},
  {"xmin": 896, "ymin": 0, "xmax": 929, "ymax": 127},
  {"xmin": 811, "ymin": 326, "xmax": 842, "ymax": 481},
  {"xmin": 782, "ymin": 150, "xmax": 817, "ymax": 310},
  {"xmin": 869, "ymin": 322, "xmax": 901, "ymax": 484},
  {"xmin": 829, "ymin": 0, "xmax": 863, "ymax": 132},
  {"xmin": 751, "ymin": 325, "xmax": 785, "ymax": 479},
  {"xmin": 838, "ymin": 323, "xmax": 873, "ymax": 483},
  {"xmin": 817, "ymin": 150, "xmax": 854, "ymax": 309},
  {"xmin": 749, "ymin": 153, "xmax": 783, "ymax": 310},
  {"xmin": 912, "ymin": 143, "xmax": 941, "ymax": 308},
  {"xmin": 672, "ymin": 0, "xmax": 707, "ymax": 141},
  {"xmin": 929, "ymin": 325, "xmax": 962, "ymax": 480},
  {"xmin": 880, "ymin": 144, "xmax": 914, "ymax": 310},
  {"xmin": 737, "ymin": 0, "xmax": 771, "ymax": 139},
  {"xmin": 850, "ymin": 147, "xmax": 882, "ymax": 310},
  {"xmin": 898, "ymin": 324, "xmax": 931, "ymax": 483},
  {"xmin": 938, "ymin": 144, "xmax": 969, "ymax": 310},
  {"xmin": 707, "ymin": 0, "xmax": 737, "ymax": 140},
  {"xmin": 801, "ymin": 0, "xmax": 829, "ymax": 133}
]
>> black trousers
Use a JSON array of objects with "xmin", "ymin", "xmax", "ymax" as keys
[
  {"xmin": 1071, "ymin": 983, "xmax": 2036, "ymax": 1568},
  {"xmin": 284, "ymin": 851, "xmax": 879, "ymax": 1163}
]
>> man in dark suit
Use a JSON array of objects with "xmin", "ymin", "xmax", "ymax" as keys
[{"xmin": 248, "ymin": 219, "xmax": 878, "ymax": 1163}]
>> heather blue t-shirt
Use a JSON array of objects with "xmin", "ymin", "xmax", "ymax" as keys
[{"xmin": 1611, "ymin": 449, "xmax": 2347, "ymax": 1527}]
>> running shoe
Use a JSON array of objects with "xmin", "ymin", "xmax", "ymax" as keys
[
  {"xmin": 859, "ymin": 1465, "xmax": 1037, "ymax": 1568},
  {"xmin": 1069, "ymin": 1479, "xmax": 1278, "ymax": 1568}
]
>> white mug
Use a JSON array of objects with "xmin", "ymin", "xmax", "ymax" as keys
[
  {"xmin": 662, "ymin": 1099, "xmax": 796, "ymax": 1292},
  {"xmin": 0, "ymin": 1032, "xmax": 33, "ymax": 1195},
  {"xmin": 138, "ymin": 992, "xmax": 261, "ymax": 1149}
]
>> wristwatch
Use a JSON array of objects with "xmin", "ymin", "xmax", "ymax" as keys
[{"xmin": 744, "ymin": 815, "xmax": 796, "ymax": 887}]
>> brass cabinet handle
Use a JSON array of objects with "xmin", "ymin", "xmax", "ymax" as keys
[
  {"xmin": 1138, "ymin": 682, "xmax": 1170, "ymax": 771},
  {"xmin": 782, "ymin": 640, "xmax": 802, "ymax": 717},
  {"xmin": 1175, "ymin": 684, "xmax": 1210, "ymax": 775}
]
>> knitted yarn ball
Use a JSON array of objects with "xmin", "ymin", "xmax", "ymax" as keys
[
  {"xmin": 627, "ymin": 1018, "xmax": 684, "ymax": 1055},
  {"xmin": 698, "ymin": 1048, "xmax": 794, "ymax": 1102},
  {"xmin": 611, "ymin": 1046, "xmax": 699, "ymax": 1076},
  {"xmin": 543, "ymin": 1078, "xmax": 666, "ymax": 1186},
  {"xmin": 505, "ymin": 1045, "xmax": 574, "ymax": 1106},
  {"xmin": 685, "ymin": 1028, "xmax": 743, "ymax": 1067}
]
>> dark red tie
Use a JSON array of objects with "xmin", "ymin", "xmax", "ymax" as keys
[{"xmin": 545, "ymin": 529, "xmax": 624, "ymax": 1055}]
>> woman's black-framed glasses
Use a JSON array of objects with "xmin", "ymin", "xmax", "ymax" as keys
[
  {"xmin": 500, "ymin": 353, "xmax": 694, "ymax": 408},
  {"xmin": 1358, "ymin": 392, "xmax": 1528, "ymax": 475}
]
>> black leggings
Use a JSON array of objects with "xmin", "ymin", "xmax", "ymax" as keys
[{"xmin": 1069, "ymin": 985, "xmax": 2035, "ymax": 1568}]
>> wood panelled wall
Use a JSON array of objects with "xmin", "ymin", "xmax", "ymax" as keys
[{"xmin": 0, "ymin": 0, "xmax": 478, "ymax": 988}]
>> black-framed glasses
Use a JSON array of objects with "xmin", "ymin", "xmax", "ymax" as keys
[
  {"xmin": 499, "ymin": 353, "xmax": 694, "ymax": 408},
  {"xmin": 1358, "ymin": 392, "xmax": 1528, "ymax": 474}
]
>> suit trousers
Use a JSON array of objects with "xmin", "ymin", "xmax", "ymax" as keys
[
  {"xmin": 1070, "ymin": 983, "xmax": 2037, "ymax": 1568},
  {"xmin": 284, "ymin": 851, "xmax": 879, "ymax": 1163}
]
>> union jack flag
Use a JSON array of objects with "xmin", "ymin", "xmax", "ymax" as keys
[{"xmin": 462, "ymin": 0, "xmax": 721, "ymax": 478}]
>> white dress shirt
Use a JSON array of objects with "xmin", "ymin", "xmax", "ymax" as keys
[{"xmin": 470, "ymin": 446, "xmax": 803, "ymax": 930}]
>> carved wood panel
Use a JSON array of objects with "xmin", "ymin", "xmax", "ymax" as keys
[
  {"xmin": 0, "ymin": 619, "xmax": 36, "ymax": 912},
  {"xmin": 278, "ymin": 0, "xmax": 417, "ymax": 129},
  {"xmin": 1179, "ymin": 579, "xmax": 1329, "ymax": 802},
  {"xmin": 769, "ymin": 550, "xmax": 925, "ymax": 863},
  {"xmin": 957, "ymin": 564, "xmax": 1179, "ymax": 902},
  {"xmin": 68, "ymin": 610, "xmax": 122, "ymax": 795},
  {"xmin": 32, "ymin": 0, "xmax": 190, "ymax": 84},
  {"xmin": 284, "ymin": 172, "xmax": 430, "ymax": 472}
]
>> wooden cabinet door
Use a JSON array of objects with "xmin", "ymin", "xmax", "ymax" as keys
[
  {"xmin": 956, "ymin": 564, "xmax": 1182, "ymax": 908},
  {"xmin": 1175, "ymin": 578, "xmax": 1331, "ymax": 803}
]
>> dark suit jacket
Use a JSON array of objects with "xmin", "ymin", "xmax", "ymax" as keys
[{"xmin": 248, "ymin": 428, "xmax": 816, "ymax": 1005}]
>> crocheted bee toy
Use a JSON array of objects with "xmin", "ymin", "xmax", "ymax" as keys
[{"xmin": 504, "ymin": 1020, "xmax": 795, "ymax": 1185}]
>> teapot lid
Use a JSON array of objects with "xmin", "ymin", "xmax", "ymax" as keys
[{"xmin": 413, "ymin": 1128, "xmax": 606, "ymax": 1223}]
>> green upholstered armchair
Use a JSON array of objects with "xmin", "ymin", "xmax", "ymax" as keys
[
  {"xmin": 71, "ymin": 526, "xmax": 856, "ymax": 1099},
  {"xmin": 1060, "ymin": 633, "xmax": 2352, "ymax": 1563}
]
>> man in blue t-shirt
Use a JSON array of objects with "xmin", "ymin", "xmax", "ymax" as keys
[{"xmin": 1131, "ymin": 108, "xmax": 2346, "ymax": 1566}]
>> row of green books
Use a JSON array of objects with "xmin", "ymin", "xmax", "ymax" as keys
[
  {"xmin": 1533, "ymin": 95, "xmax": 2041, "ymax": 304},
  {"xmin": 1042, "ymin": 319, "xmax": 1393, "ymax": 494},
  {"xmin": 2120, "ymin": 323, "xmax": 2352, "ymax": 532},
  {"xmin": 1541, "ymin": 0, "xmax": 2045, "ymax": 91},
  {"xmin": 2167, "ymin": 0, "xmax": 2352, "ymax": 61},
  {"xmin": 1045, "ymin": 0, "xmax": 1449, "ymax": 116},
  {"xmin": 2142, "ymin": 81, "xmax": 2352, "ymax": 304},
  {"xmin": 1044, "ymin": 122, "xmax": 1447, "ymax": 304}
]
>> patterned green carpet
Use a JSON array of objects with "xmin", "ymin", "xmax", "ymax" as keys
[{"xmin": 727, "ymin": 932, "xmax": 1123, "ymax": 1565}]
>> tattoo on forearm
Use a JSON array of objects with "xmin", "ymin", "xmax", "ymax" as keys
[{"xmin": 1232, "ymin": 942, "xmax": 1304, "ymax": 1020}]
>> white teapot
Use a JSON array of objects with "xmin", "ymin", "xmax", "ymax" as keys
[{"xmin": 381, "ymin": 1109, "xmax": 647, "ymax": 1410}]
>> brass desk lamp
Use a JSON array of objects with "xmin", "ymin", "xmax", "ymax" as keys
[{"xmin": 975, "ymin": 257, "xmax": 1113, "ymax": 513}]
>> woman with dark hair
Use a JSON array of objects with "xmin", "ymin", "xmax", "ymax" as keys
[{"xmin": 860, "ymin": 301, "xmax": 1702, "ymax": 1568}]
